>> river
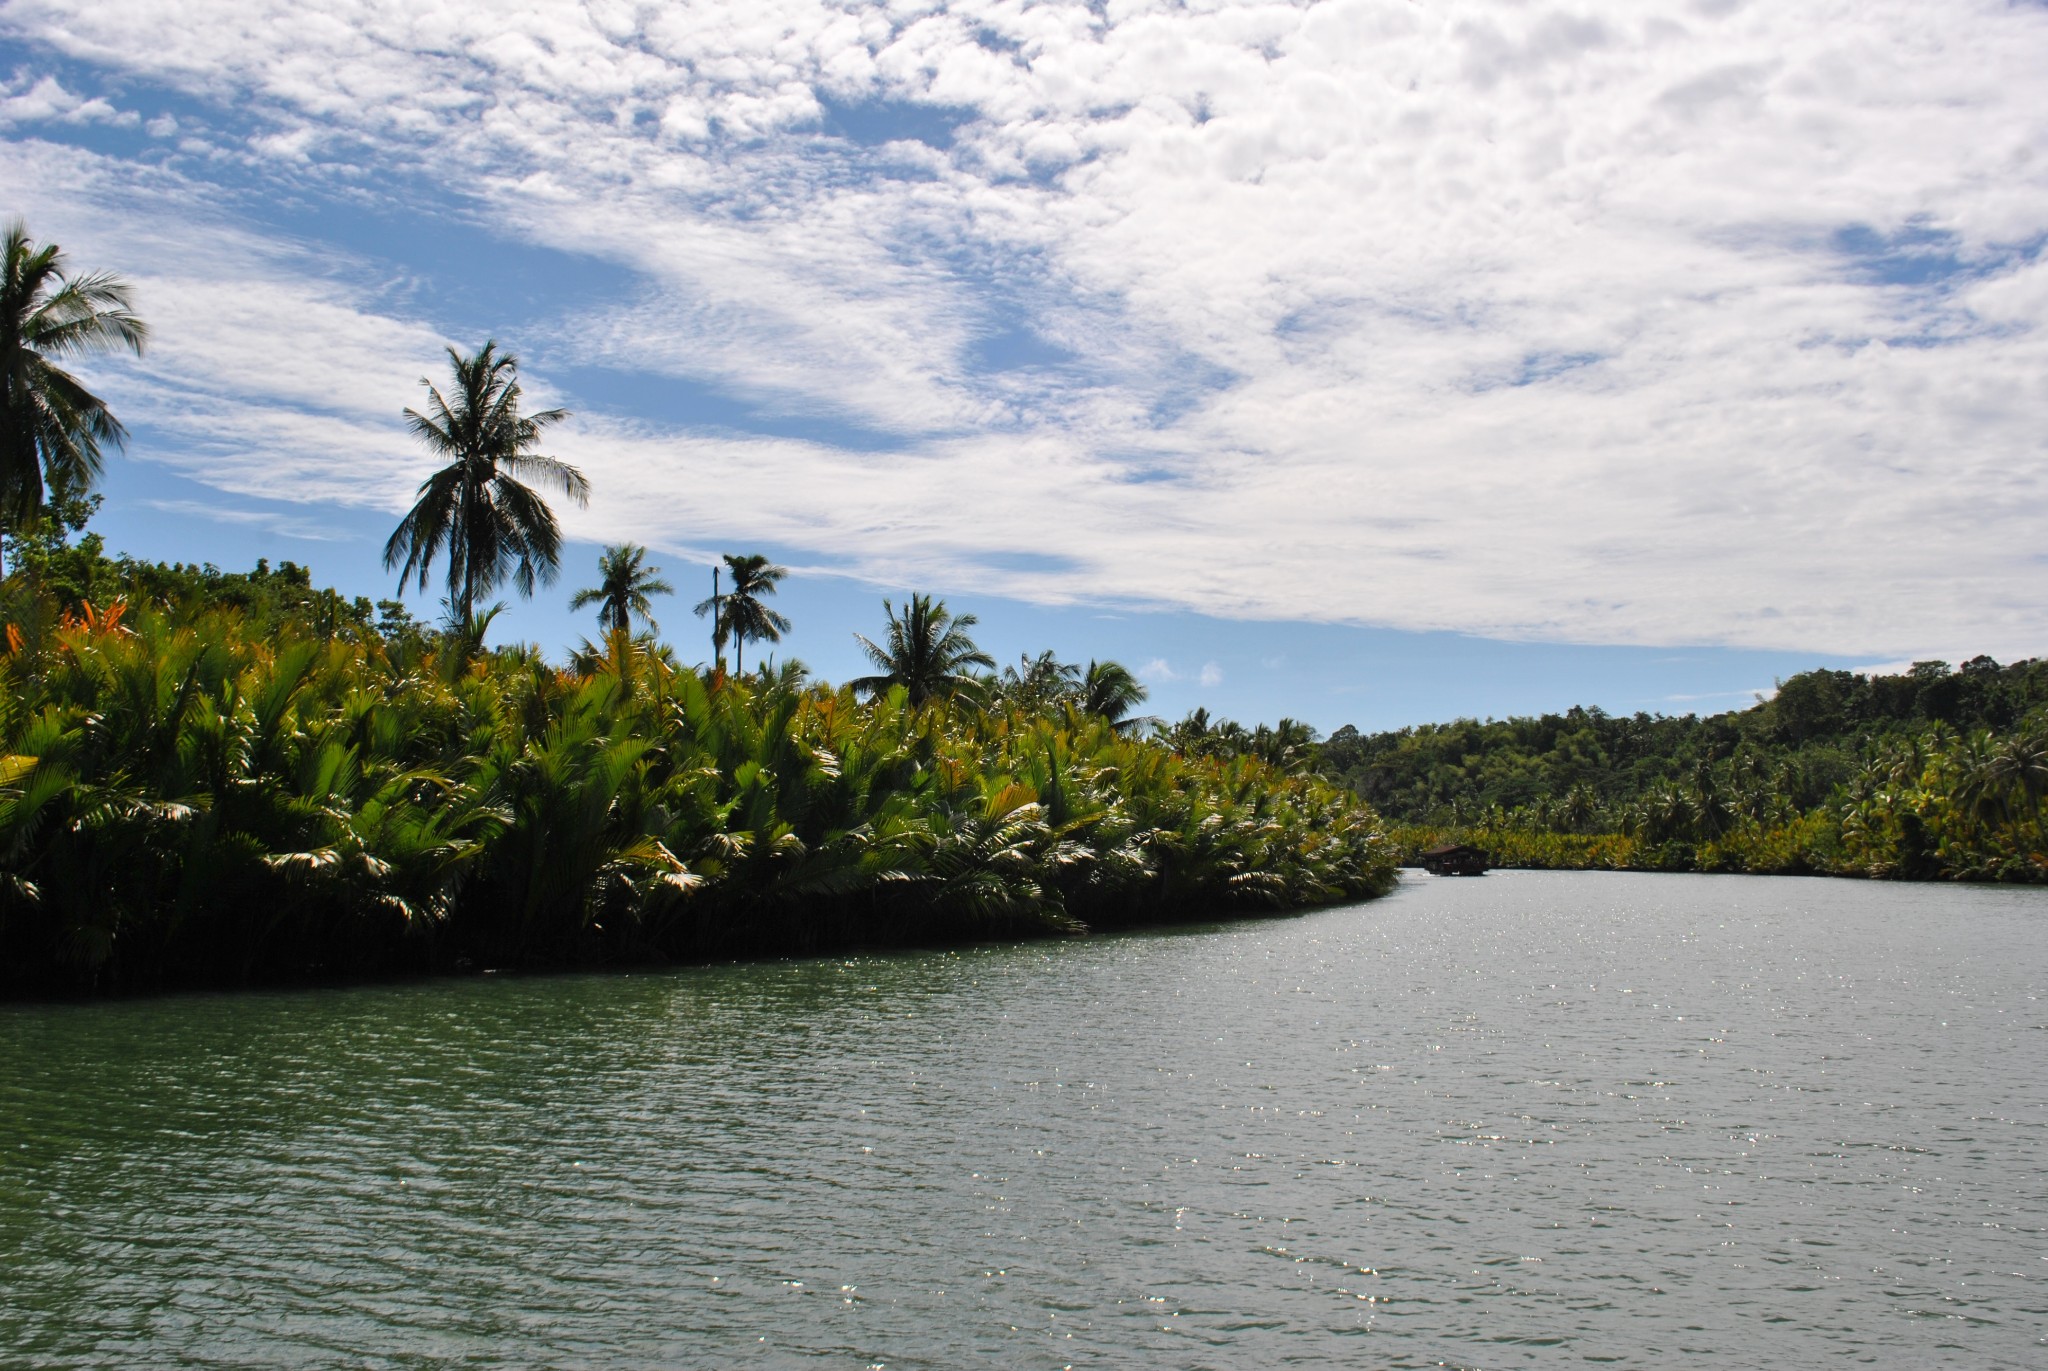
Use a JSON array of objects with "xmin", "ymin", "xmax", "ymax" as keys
[{"xmin": 2, "ymin": 870, "xmax": 2044, "ymax": 1368}]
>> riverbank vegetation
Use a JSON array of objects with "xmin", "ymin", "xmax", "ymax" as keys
[
  {"xmin": 1321, "ymin": 659, "xmax": 2048, "ymax": 882},
  {"xmin": 0, "ymin": 566, "xmax": 1396, "ymax": 996}
]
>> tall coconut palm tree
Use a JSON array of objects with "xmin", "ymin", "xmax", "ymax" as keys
[
  {"xmin": 383, "ymin": 341, "xmax": 589, "ymax": 629},
  {"xmin": 850, "ymin": 593, "xmax": 995, "ymax": 706},
  {"xmin": 0, "ymin": 221, "xmax": 148, "ymax": 574},
  {"xmin": 570, "ymin": 543, "xmax": 673, "ymax": 636},
  {"xmin": 692, "ymin": 553, "xmax": 790, "ymax": 675}
]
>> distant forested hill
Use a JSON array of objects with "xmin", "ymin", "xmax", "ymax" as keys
[{"xmin": 1317, "ymin": 657, "xmax": 2048, "ymax": 882}]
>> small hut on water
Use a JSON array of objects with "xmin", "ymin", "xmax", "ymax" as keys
[{"xmin": 1419, "ymin": 843, "xmax": 1489, "ymax": 876}]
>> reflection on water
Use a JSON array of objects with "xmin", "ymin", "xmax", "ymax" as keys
[{"xmin": 2, "ymin": 871, "xmax": 2044, "ymax": 1368}]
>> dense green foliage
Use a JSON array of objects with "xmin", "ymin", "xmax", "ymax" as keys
[
  {"xmin": 10, "ymin": 495, "xmax": 402, "ymax": 641},
  {"xmin": 1324, "ymin": 658, "xmax": 2048, "ymax": 882},
  {"xmin": 0, "ymin": 572, "xmax": 1396, "ymax": 997}
]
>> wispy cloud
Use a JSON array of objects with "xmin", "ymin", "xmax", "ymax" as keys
[
  {"xmin": 1661, "ymin": 688, "xmax": 1768, "ymax": 705},
  {"xmin": 2, "ymin": 1, "xmax": 2046, "ymax": 661},
  {"xmin": 139, "ymin": 499, "xmax": 355, "ymax": 542}
]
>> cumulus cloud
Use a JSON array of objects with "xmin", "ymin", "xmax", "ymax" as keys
[
  {"xmin": 2, "ymin": 0, "xmax": 2046, "ymax": 661},
  {"xmin": 0, "ymin": 72, "xmax": 134, "ymax": 126}
]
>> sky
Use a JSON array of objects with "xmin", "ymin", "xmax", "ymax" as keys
[{"xmin": 2, "ymin": 0, "xmax": 2045, "ymax": 734}]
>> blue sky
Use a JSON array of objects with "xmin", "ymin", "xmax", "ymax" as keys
[{"xmin": 3, "ymin": 0, "xmax": 2046, "ymax": 733}]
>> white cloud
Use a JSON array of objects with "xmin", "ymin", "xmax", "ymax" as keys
[
  {"xmin": 2, "ymin": 2, "xmax": 2047, "ymax": 662},
  {"xmin": 139, "ymin": 499, "xmax": 355, "ymax": 542},
  {"xmin": 1122, "ymin": 655, "xmax": 1212, "ymax": 688},
  {"xmin": 0, "ymin": 72, "xmax": 134, "ymax": 126},
  {"xmin": 0, "ymin": 139, "xmax": 448, "ymax": 503},
  {"xmin": 1662, "ymin": 688, "xmax": 1768, "ymax": 705}
]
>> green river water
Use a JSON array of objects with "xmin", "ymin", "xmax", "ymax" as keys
[{"xmin": 2, "ymin": 870, "xmax": 2044, "ymax": 1368}]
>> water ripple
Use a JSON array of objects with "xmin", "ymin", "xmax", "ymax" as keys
[{"xmin": 2, "ymin": 871, "xmax": 2045, "ymax": 1367}]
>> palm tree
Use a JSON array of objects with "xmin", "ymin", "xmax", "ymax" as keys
[
  {"xmin": 1251, "ymin": 718, "xmax": 1319, "ymax": 772},
  {"xmin": 1689, "ymin": 758, "xmax": 1734, "ymax": 842},
  {"xmin": 1956, "ymin": 729, "xmax": 2048, "ymax": 832},
  {"xmin": 1162, "ymin": 706, "xmax": 1214, "ymax": 753},
  {"xmin": 1079, "ymin": 659, "xmax": 1153, "ymax": 734},
  {"xmin": 383, "ymin": 341, "xmax": 589, "ymax": 629},
  {"xmin": 0, "ymin": 221, "xmax": 148, "ymax": 575},
  {"xmin": 1560, "ymin": 782, "xmax": 1599, "ymax": 834},
  {"xmin": 570, "ymin": 543, "xmax": 672, "ymax": 636},
  {"xmin": 850, "ymin": 593, "xmax": 995, "ymax": 706},
  {"xmin": 692, "ymin": 553, "xmax": 790, "ymax": 675},
  {"xmin": 1000, "ymin": 650, "xmax": 1079, "ymax": 711},
  {"xmin": 440, "ymin": 598, "xmax": 508, "ymax": 668}
]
